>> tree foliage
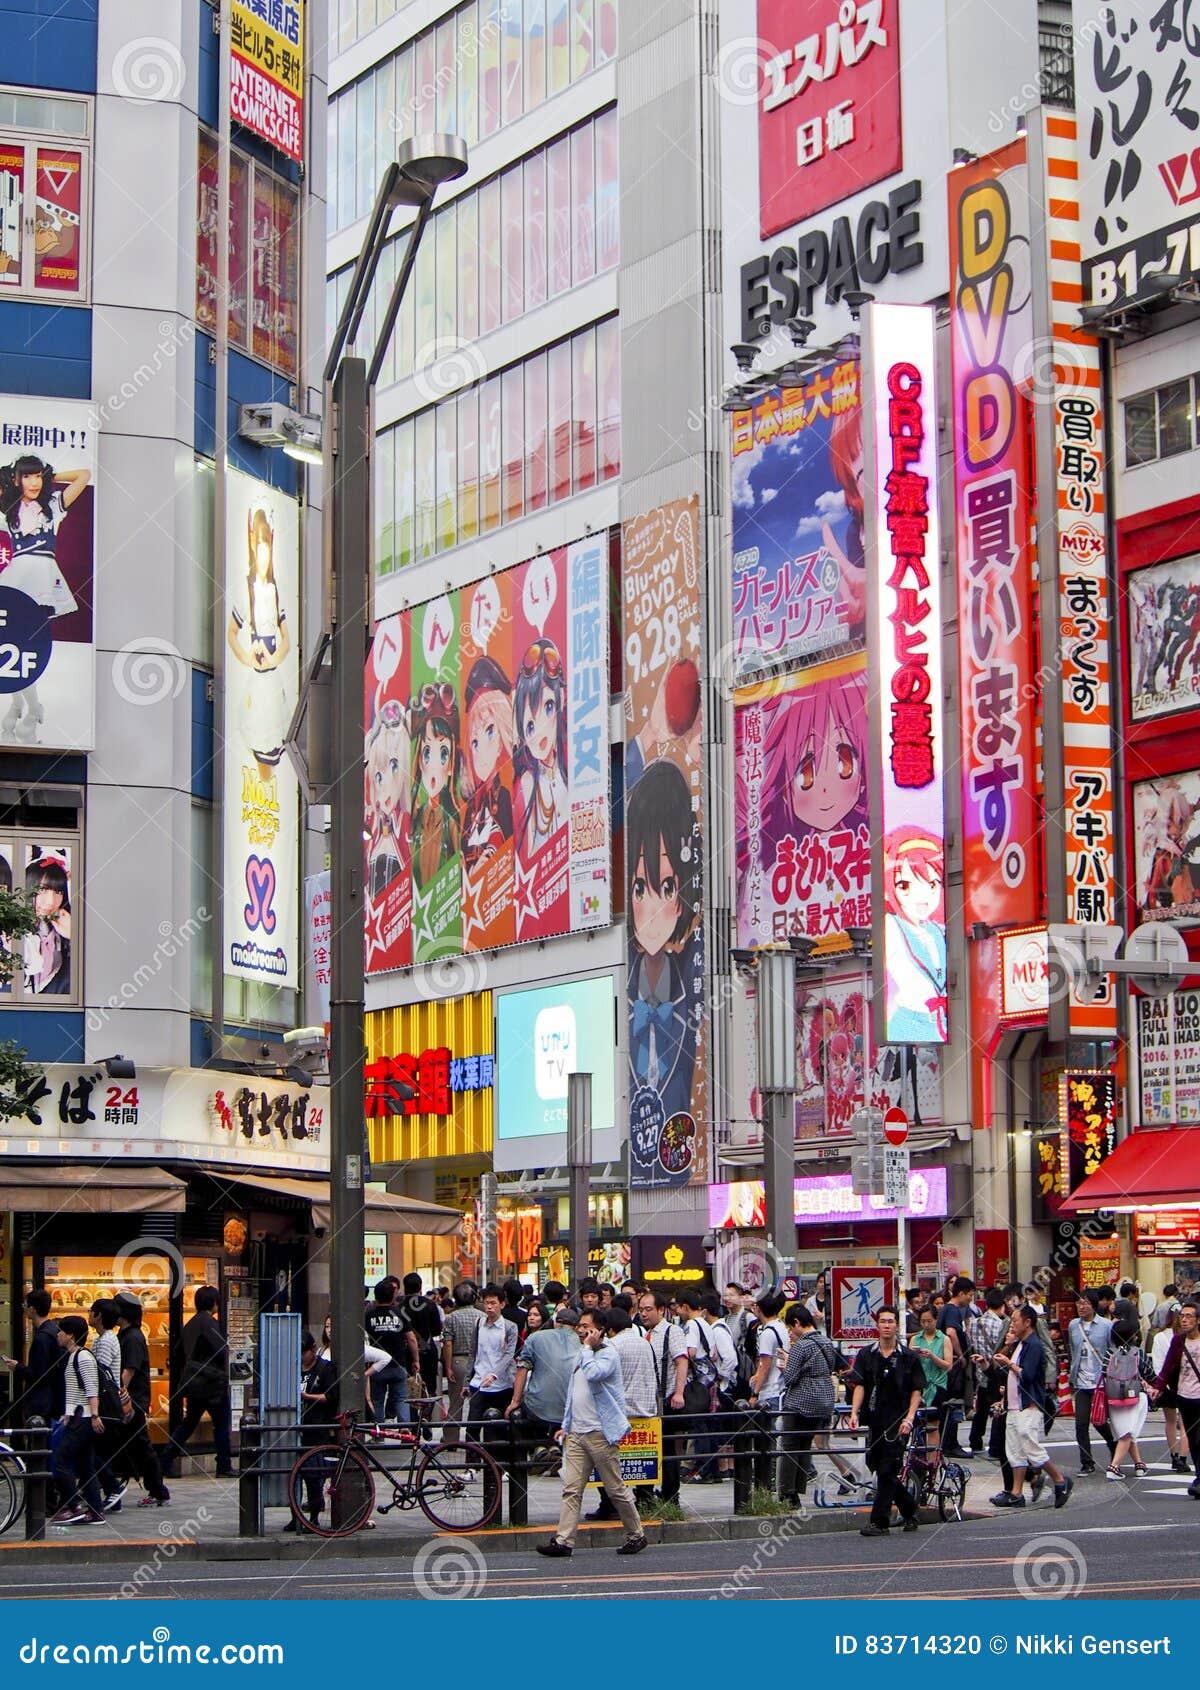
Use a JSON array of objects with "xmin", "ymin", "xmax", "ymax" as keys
[{"xmin": 0, "ymin": 886, "xmax": 45, "ymax": 1118}]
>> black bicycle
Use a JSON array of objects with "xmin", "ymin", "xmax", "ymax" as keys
[{"xmin": 287, "ymin": 1413, "xmax": 502, "ymax": 1537}]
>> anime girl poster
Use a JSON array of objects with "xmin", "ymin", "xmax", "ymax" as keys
[
  {"xmin": 791, "ymin": 971, "xmax": 942, "ymax": 1140},
  {"xmin": 1134, "ymin": 771, "xmax": 1200, "ymax": 921},
  {"xmin": 623, "ymin": 497, "xmax": 707, "ymax": 1189},
  {"xmin": 881, "ymin": 827, "xmax": 948, "ymax": 1044},
  {"xmin": 409, "ymin": 592, "xmax": 464, "ymax": 963},
  {"xmin": 0, "ymin": 396, "xmax": 95, "ymax": 751},
  {"xmin": 734, "ymin": 651, "xmax": 871, "ymax": 947},
  {"xmin": 459, "ymin": 574, "xmax": 516, "ymax": 951},
  {"xmin": 364, "ymin": 611, "xmax": 412, "ymax": 974},
  {"xmin": 512, "ymin": 549, "xmax": 570, "ymax": 942}
]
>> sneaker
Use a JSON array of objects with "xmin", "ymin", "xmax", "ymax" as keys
[
  {"xmin": 535, "ymin": 1538, "xmax": 573, "ymax": 1558},
  {"xmin": 616, "ymin": 1534, "xmax": 648, "ymax": 1555},
  {"xmin": 73, "ymin": 1509, "xmax": 105, "ymax": 1525},
  {"xmin": 1133, "ymin": 1462, "xmax": 1149, "ymax": 1476},
  {"xmin": 1106, "ymin": 1467, "xmax": 1125, "ymax": 1482},
  {"xmin": 102, "ymin": 1482, "xmax": 127, "ymax": 1511},
  {"xmin": 1054, "ymin": 1475, "xmax": 1074, "ymax": 1510},
  {"xmin": 1170, "ymin": 1453, "xmax": 1191, "ymax": 1474},
  {"xmin": 1079, "ymin": 1461, "xmax": 1097, "ymax": 1475},
  {"xmin": 990, "ymin": 1491, "xmax": 1025, "ymax": 1508},
  {"xmin": 50, "ymin": 1508, "xmax": 84, "ymax": 1525},
  {"xmin": 859, "ymin": 1522, "xmax": 890, "ymax": 1536},
  {"xmin": 1187, "ymin": 1479, "xmax": 1200, "ymax": 1498},
  {"xmin": 902, "ymin": 1516, "xmax": 919, "ymax": 1533}
]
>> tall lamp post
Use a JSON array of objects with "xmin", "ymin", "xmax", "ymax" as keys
[{"xmin": 326, "ymin": 136, "xmax": 468, "ymax": 1427}]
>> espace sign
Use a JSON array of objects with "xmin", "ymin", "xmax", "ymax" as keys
[{"xmin": 757, "ymin": 0, "xmax": 902, "ymax": 239}]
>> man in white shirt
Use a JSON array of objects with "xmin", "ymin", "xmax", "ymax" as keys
[
  {"xmin": 748, "ymin": 1290, "xmax": 791, "ymax": 1492},
  {"xmin": 586, "ymin": 1305, "xmax": 658, "ymax": 1522},
  {"xmin": 639, "ymin": 1291, "xmax": 694, "ymax": 1502},
  {"xmin": 465, "ymin": 1284, "xmax": 518, "ymax": 1449},
  {"xmin": 805, "ymin": 1272, "xmax": 829, "ymax": 1334}
]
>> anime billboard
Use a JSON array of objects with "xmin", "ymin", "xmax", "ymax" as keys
[
  {"xmin": 1133, "ymin": 770, "xmax": 1200, "ymax": 924},
  {"xmin": 1128, "ymin": 556, "xmax": 1200, "ymax": 723}
]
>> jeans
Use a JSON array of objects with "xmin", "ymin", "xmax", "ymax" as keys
[
  {"xmin": 780, "ymin": 1411, "xmax": 826, "ymax": 1499},
  {"xmin": 168, "ymin": 1392, "xmax": 233, "ymax": 1472},
  {"xmin": 554, "ymin": 1431, "xmax": 642, "ymax": 1546},
  {"xmin": 369, "ymin": 1365, "xmax": 411, "ymax": 1425},
  {"xmin": 969, "ymin": 1375, "xmax": 999, "ymax": 1448},
  {"xmin": 1073, "ymin": 1388, "xmax": 1116, "ymax": 1467},
  {"xmin": 56, "ymin": 1415, "xmax": 104, "ymax": 1516},
  {"xmin": 866, "ymin": 1436, "xmax": 916, "ymax": 1528}
]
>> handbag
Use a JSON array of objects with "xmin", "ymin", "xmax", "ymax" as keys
[{"xmin": 1089, "ymin": 1379, "xmax": 1109, "ymax": 1427}]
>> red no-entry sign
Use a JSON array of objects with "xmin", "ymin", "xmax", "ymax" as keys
[{"xmin": 883, "ymin": 1107, "xmax": 909, "ymax": 1147}]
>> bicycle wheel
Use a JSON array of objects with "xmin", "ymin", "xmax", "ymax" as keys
[
  {"xmin": 287, "ymin": 1444, "xmax": 375, "ymax": 1539},
  {"xmin": 901, "ymin": 1463, "xmax": 923, "ymax": 1514},
  {"xmin": 0, "ymin": 1463, "xmax": 19, "ymax": 1537},
  {"xmin": 937, "ymin": 1463, "xmax": 967, "ymax": 1523},
  {"xmin": 415, "ymin": 1440, "xmax": 501, "ymax": 1532}
]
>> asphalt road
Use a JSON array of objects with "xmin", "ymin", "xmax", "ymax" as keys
[{"xmin": 0, "ymin": 1460, "xmax": 1195, "ymax": 1602}]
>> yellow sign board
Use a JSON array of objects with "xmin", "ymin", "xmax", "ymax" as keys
[
  {"xmin": 586, "ymin": 1417, "xmax": 662, "ymax": 1487},
  {"xmin": 230, "ymin": 0, "xmax": 305, "ymax": 162}
]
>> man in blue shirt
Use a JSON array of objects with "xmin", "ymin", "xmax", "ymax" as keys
[{"xmin": 536, "ymin": 1310, "xmax": 647, "ymax": 1558}]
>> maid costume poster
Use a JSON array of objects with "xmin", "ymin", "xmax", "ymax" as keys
[
  {"xmin": 0, "ymin": 396, "xmax": 95, "ymax": 750},
  {"xmin": 223, "ymin": 467, "xmax": 299, "ymax": 988}
]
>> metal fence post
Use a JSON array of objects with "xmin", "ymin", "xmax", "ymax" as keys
[
  {"xmin": 21, "ymin": 1421, "xmax": 47, "ymax": 1541},
  {"xmin": 507, "ymin": 1416, "xmax": 528, "ymax": 1527},
  {"xmin": 238, "ymin": 1418, "xmax": 263, "ymax": 1537}
]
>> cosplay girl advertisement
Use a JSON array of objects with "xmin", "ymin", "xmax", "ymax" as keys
[
  {"xmin": 0, "ymin": 397, "xmax": 95, "ymax": 750},
  {"xmin": 734, "ymin": 652, "xmax": 871, "ymax": 947},
  {"xmin": 364, "ymin": 612, "xmax": 412, "ymax": 973},
  {"xmin": 459, "ymin": 575, "xmax": 516, "ymax": 951},
  {"xmin": 623, "ymin": 497, "xmax": 707, "ymax": 1189},
  {"xmin": 512, "ymin": 550, "xmax": 570, "ymax": 942}
]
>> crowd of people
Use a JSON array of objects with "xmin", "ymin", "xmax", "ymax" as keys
[{"xmin": 6, "ymin": 1263, "xmax": 1197, "ymax": 1543}]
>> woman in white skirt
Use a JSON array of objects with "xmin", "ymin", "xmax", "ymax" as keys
[
  {"xmin": 0, "ymin": 454, "xmax": 89, "ymax": 743},
  {"xmin": 1105, "ymin": 1301, "xmax": 1150, "ymax": 1480}
]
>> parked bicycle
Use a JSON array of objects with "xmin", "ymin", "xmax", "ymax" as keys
[
  {"xmin": 899, "ymin": 1408, "xmax": 969, "ymax": 1522},
  {"xmin": 0, "ymin": 1441, "xmax": 25, "ymax": 1536},
  {"xmin": 287, "ymin": 1413, "xmax": 501, "ymax": 1538}
]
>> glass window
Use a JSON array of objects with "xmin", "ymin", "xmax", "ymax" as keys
[
  {"xmin": 596, "ymin": 0, "xmax": 617, "ymax": 61},
  {"xmin": 338, "ymin": 0, "xmax": 356, "ymax": 52},
  {"xmin": 595, "ymin": 106, "xmax": 619, "ymax": 271},
  {"xmin": 503, "ymin": 366, "xmax": 524, "ymax": 524},
  {"xmin": 378, "ymin": 0, "xmax": 396, "ymax": 22},
  {"xmin": 503, "ymin": 0, "xmax": 524, "ymax": 124},
  {"xmin": 376, "ymin": 426, "xmax": 396, "ymax": 576},
  {"xmin": 481, "ymin": 0, "xmax": 502, "ymax": 138},
  {"xmin": 416, "ymin": 28, "xmax": 437, "ymax": 133},
  {"xmin": 358, "ymin": 0, "xmax": 376, "ymax": 39},
  {"xmin": 396, "ymin": 420, "xmax": 415, "ymax": 569},
  {"xmin": 436, "ymin": 16, "xmax": 457, "ymax": 133},
  {"xmin": 479, "ymin": 176, "xmax": 502, "ymax": 334},
  {"xmin": 415, "ymin": 231, "xmax": 436, "ymax": 360},
  {"xmin": 396, "ymin": 255, "xmax": 415, "ymax": 381},
  {"xmin": 525, "ymin": 351, "xmax": 549, "ymax": 511},
  {"xmin": 414, "ymin": 409, "xmax": 437, "ymax": 561},
  {"xmin": 571, "ymin": 0, "xmax": 593, "ymax": 79},
  {"xmin": 436, "ymin": 401, "xmax": 458, "ymax": 552},
  {"xmin": 458, "ymin": 385, "xmax": 480, "ymax": 544},
  {"xmin": 395, "ymin": 44, "xmax": 414, "ymax": 143},
  {"xmin": 272, "ymin": 176, "xmax": 300, "ymax": 377},
  {"xmin": 436, "ymin": 205, "xmax": 456, "ymax": 344},
  {"xmin": 571, "ymin": 123, "xmax": 595, "ymax": 284},
  {"xmin": 1125, "ymin": 395, "xmax": 1157, "ymax": 466},
  {"xmin": 596, "ymin": 316, "xmax": 620, "ymax": 480},
  {"xmin": 501, "ymin": 165, "xmax": 524, "ymax": 322},
  {"xmin": 480, "ymin": 375, "xmax": 504, "ymax": 532},
  {"xmin": 458, "ymin": 3, "xmax": 479, "ymax": 146},
  {"xmin": 327, "ymin": 101, "xmax": 338, "ymax": 232},
  {"xmin": 337, "ymin": 91, "xmax": 356, "ymax": 231},
  {"xmin": 549, "ymin": 338, "xmax": 572, "ymax": 502},
  {"xmin": 376, "ymin": 237, "xmax": 397, "ymax": 387},
  {"xmin": 356, "ymin": 72, "xmax": 375, "ymax": 221},
  {"xmin": 526, "ymin": 0, "xmax": 547, "ymax": 109},
  {"xmin": 547, "ymin": 137, "xmax": 571, "ymax": 295},
  {"xmin": 549, "ymin": 0, "xmax": 570, "ymax": 95},
  {"xmin": 524, "ymin": 152, "xmax": 547, "ymax": 310},
  {"xmin": 1159, "ymin": 379, "xmax": 1193, "ymax": 458},
  {"xmin": 572, "ymin": 327, "xmax": 597, "ymax": 491},
  {"xmin": 459, "ymin": 191, "xmax": 479, "ymax": 345},
  {"xmin": 376, "ymin": 54, "xmax": 395, "ymax": 166}
]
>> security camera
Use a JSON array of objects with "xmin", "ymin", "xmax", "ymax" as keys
[{"xmin": 283, "ymin": 1026, "xmax": 328, "ymax": 1052}]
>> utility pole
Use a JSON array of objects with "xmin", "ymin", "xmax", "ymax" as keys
[{"xmin": 757, "ymin": 949, "xmax": 797, "ymax": 1290}]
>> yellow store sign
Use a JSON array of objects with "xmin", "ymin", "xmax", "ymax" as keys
[{"xmin": 365, "ymin": 992, "xmax": 493, "ymax": 1164}]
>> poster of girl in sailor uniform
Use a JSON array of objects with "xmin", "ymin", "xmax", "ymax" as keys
[{"xmin": 0, "ymin": 397, "xmax": 95, "ymax": 750}]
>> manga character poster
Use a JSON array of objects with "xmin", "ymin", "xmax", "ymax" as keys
[
  {"xmin": 409, "ymin": 591, "xmax": 463, "ymax": 962},
  {"xmin": 512, "ymin": 549, "xmax": 570, "ymax": 942},
  {"xmin": 734, "ymin": 652, "xmax": 870, "ymax": 947},
  {"xmin": 1127, "ymin": 556, "xmax": 1200, "ymax": 723},
  {"xmin": 1133, "ymin": 770, "xmax": 1200, "ymax": 923},
  {"xmin": 0, "ymin": 396, "xmax": 95, "ymax": 751},
  {"xmin": 223, "ymin": 467, "xmax": 299, "ymax": 987},
  {"xmin": 623, "ymin": 496, "xmax": 707, "ymax": 1189},
  {"xmin": 792, "ymin": 972, "xmax": 941, "ymax": 1141},
  {"xmin": 459, "ymin": 573, "xmax": 516, "ymax": 951},
  {"xmin": 729, "ymin": 358, "xmax": 863, "ymax": 680},
  {"xmin": 364, "ymin": 611, "xmax": 412, "ymax": 974}
]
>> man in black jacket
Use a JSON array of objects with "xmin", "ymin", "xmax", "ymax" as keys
[
  {"xmin": 164, "ymin": 1286, "xmax": 233, "ymax": 1479},
  {"xmin": 113, "ymin": 1292, "xmax": 170, "ymax": 1506},
  {"xmin": 1, "ymin": 1290, "xmax": 66, "ymax": 1425},
  {"xmin": 287, "ymin": 1331, "xmax": 338, "ymax": 1533}
]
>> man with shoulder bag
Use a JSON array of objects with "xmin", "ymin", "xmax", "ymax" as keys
[{"xmin": 1067, "ymin": 1290, "xmax": 1116, "ymax": 1474}]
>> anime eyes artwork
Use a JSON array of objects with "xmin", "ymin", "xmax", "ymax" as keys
[
  {"xmin": 409, "ymin": 685, "xmax": 464, "ymax": 894},
  {"xmin": 513, "ymin": 638, "xmax": 568, "ymax": 860},
  {"xmin": 881, "ymin": 827, "xmax": 947, "ymax": 1044},
  {"xmin": 1134, "ymin": 772, "xmax": 1200, "ymax": 920}
]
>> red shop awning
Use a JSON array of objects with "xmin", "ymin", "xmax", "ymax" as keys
[{"xmin": 1059, "ymin": 1129, "xmax": 1200, "ymax": 1213}]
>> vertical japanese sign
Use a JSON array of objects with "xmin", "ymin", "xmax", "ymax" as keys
[
  {"xmin": 304, "ymin": 869, "xmax": 331, "ymax": 1023},
  {"xmin": 864, "ymin": 302, "xmax": 948, "ymax": 1045},
  {"xmin": 231, "ymin": 0, "xmax": 305, "ymax": 165},
  {"xmin": 623, "ymin": 497, "xmax": 707, "ymax": 1188},
  {"xmin": 756, "ymin": 0, "xmax": 903, "ymax": 240},
  {"xmin": 948, "ymin": 141, "xmax": 1038, "ymax": 928},
  {"xmin": 223, "ymin": 468, "xmax": 299, "ymax": 987},
  {"xmin": 1138, "ymin": 988, "xmax": 1200, "ymax": 1125},
  {"xmin": 566, "ymin": 534, "xmax": 611, "ymax": 931},
  {"xmin": 1042, "ymin": 110, "xmax": 1117, "ymax": 1038},
  {"xmin": 733, "ymin": 652, "xmax": 870, "ymax": 946},
  {"xmin": 730, "ymin": 359, "xmax": 864, "ymax": 679},
  {"xmin": 1061, "ymin": 1070, "xmax": 1118, "ymax": 1196},
  {"xmin": 1074, "ymin": 2, "xmax": 1200, "ymax": 309},
  {"xmin": 0, "ymin": 397, "xmax": 95, "ymax": 751}
]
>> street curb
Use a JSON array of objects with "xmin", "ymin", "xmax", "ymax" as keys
[{"xmin": 0, "ymin": 1506, "xmax": 986, "ymax": 1567}]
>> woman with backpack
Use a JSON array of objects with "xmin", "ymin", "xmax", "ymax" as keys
[{"xmin": 1104, "ymin": 1299, "xmax": 1150, "ymax": 1481}]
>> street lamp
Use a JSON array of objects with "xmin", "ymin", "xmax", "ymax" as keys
[{"xmin": 326, "ymin": 135, "xmax": 468, "ymax": 1435}]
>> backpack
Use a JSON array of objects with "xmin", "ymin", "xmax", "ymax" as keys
[
  {"xmin": 730, "ymin": 1316, "xmax": 757, "ymax": 1398},
  {"xmin": 79, "ymin": 1350, "xmax": 132, "ymax": 1425},
  {"xmin": 1104, "ymin": 1344, "xmax": 1143, "ymax": 1408},
  {"xmin": 690, "ymin": 1322, "xmax": 718, "ymax": 1391}
]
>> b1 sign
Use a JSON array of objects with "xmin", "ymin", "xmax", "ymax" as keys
[{"xmin": 865, "ymin": 302, "xmax": 947, "ymax": 1046}]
